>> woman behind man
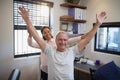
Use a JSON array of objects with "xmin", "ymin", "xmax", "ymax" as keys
[{"xmin": 28, "ymin": 26, "xmax": 56, "ymax": 80}]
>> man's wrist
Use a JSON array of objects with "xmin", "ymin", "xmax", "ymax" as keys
[
  {"xmin": 94, "ymin": 22, "xmax": 101, "ymax": 27},
  {"xmin": 93, "ymin": 22, "xmax": 101, "ymax": 29}
]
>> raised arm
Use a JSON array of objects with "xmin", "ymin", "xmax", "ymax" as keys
[
  {"xmin": 19, "ymin": 6, "xmax": 46, "ymax": 51},
  {"xmin": 77, "ymin": 11, "xmax": 107, "ymax": 51},
  {"xmin": 67, "ymin": 34, "xmax": 81, "ymax": 46}
]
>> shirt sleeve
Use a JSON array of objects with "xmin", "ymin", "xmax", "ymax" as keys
[
  {"xmin": 44, "ymin": 44, "xmax": 55, "ymax": 56},
  {"xmin": 71, "ymin": 45, "xmax": 84, "ymax": 58},
  {"xmin": 67, "ymin": 36, "xmax": 81, "ymax": 47}
]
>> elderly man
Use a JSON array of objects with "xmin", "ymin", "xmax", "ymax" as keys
[{"xmin": 19, "ymin": 6, "xmax": 107, "ymax": 80}]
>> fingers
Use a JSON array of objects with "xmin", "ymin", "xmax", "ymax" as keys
[
  {"xmin": 98, "ymin": 11, "xmax": 107, "ymax": 19},
  {"xmin": 104, "ymin": 16, "xmax": 107, "ymax": 19},
  {"xmin": 101, "ymin": 11, "xmax": 107, "ymax": 18},
  {"xmin": 18, "ymin": 6, "xmax": 24, "ymax": 15},
  {"xmin": 101, "ymin": 11, "xmax": 106, "ymax": 15},
  {"xmin": 96, "ymin": 11, "xmax": 107, "ymax": 24},
  {"xmin": 19, "ymin": 6, "xmax": 29, "ymax": 13},
  {"xmin": 18, "ymin": 11, "xmax": 21, "ymax": 15},
  {"xmin": 19, "ymin": 6, "xmax": 24, "ymax": 12}
]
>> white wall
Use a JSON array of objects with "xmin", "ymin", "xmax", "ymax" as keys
[
  {"xmin": 48, "ymin": 0, "xmax": 68, "ymax": 37},
  {"xmin": 0, "ymin": 0, "xmax": 40, "ymax": 80},
  {"xmin": 0, "ymin": 0, "xmax": 67, "ymax": 80},
  {"xmin": 81, "ymin": 0, "xmax": 120, "ymax": 66}
]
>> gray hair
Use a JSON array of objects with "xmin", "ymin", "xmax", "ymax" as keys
[{"xmin": 56, "ymin": 31, "xmax": 68, "ymax": 39}]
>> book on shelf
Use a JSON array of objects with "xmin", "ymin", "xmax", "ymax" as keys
[{"xmin": 68, "ymin": 8, "xmax": 86, "ymax": 20}]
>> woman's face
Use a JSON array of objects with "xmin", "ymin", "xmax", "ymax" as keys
[{"xmin": 42, "ymin": 28, "xmax": 52, "ymax": 40}]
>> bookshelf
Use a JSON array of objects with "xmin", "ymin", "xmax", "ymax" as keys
[
  {"xmin": 60, "ymin": 2, "xmax": 87, "ymax": 23},
  {"xmin": 60, "ymin": 2, "xmax": 87, "ymax": 34}
]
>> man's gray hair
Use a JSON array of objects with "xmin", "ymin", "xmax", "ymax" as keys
[{"xmin": 56, "ymin": 31, "xmax": 68, "ymax": 39}]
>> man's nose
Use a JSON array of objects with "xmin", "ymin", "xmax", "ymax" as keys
[
  {"xmin": 61, "ymin": 40, "xmax": 65, "ymax": 44},
  {"xmin": 46, "ymin": 32, "xmax": 49, "ymax": 35}
]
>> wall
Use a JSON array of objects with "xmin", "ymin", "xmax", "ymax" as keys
[
  {"xmin": 81, "ymin": 0, "xmax": 120, "ymax": 66},
  {"xmin": 48, "ymin": 0, "xmax": 68, "ymax": 37},
  {"xmin": 0, "ymin": 0, "xmax": 40, "ymax": 80},
  {"xmin": 0, "ymin": 0, "xmax": 67, "ymax": 80}
]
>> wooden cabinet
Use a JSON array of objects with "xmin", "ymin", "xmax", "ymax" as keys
[{"xmin": 74, "ymin": 68, "xmax": 90, "ymax": 80}]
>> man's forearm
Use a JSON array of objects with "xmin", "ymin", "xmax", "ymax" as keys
[
  {"xmin": 76, "ymin": 11, "xmax": 107, "ymax": 51},
  {"xmin": 23, "ymin": 16, "xmax": 46, "ymax": 51},
  {"xmin": 77, "ymin": 22, "xmax": 101, "ymax": 51},
  {"xmin": 83, "ymin": 22, "xmax": 101, "ymax": 42}
]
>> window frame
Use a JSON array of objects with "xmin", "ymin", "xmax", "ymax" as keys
[
  {"xmin": 13, "ymin": 0, "xmax": 53, "ymax": 58},
  {"xmin": 94, "ymin": 22, "xmax": 120, "ymax": 56}
]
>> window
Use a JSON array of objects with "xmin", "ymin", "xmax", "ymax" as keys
[
  {"xmin": 94, "ymin": 22, "xmax": 120, "ymax": 56},
  {"xmin": 13, "ymin": 0, "xmax": 53, "ymax": 58}
]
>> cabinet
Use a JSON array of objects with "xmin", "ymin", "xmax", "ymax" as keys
[
  {"xmin": 60, "ymin": 2, "xmax": 87, "ymax": 34},
  {"xmin": 74, "ymin": 68, "xmax": 90, "ymax": 80},
  {"xmin": 74, "ymin": 62, "xmax": 100, "ymax": 80}
]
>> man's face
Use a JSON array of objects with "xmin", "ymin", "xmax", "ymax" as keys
[{"xmin": 56, "ymin": 32, "xmax": 68, "ymax": 52}]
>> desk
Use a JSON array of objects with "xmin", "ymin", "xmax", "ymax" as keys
[
  {"xmin": 74, "ymin": 62, "xmax": 100, "ymax": 74},
  {"xmin": 74, "ymin": 62, "xmax": 100, "ymax": 80}
]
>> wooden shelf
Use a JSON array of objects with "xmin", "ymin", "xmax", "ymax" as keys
[
  {"xmin": 60, "ymin": 2, "xmax": 87, "ymax": 9},
  {"xmin": 60, "ymin": 18, "xmax": 86, "ymax": 23}
]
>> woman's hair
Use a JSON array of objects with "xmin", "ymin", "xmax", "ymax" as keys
[{"xmin": 41, "ymin": 26, "xmax": 53, "ymax": 40}]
